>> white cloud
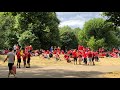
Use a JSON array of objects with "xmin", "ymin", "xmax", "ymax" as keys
[
  {"xmin": 59, "ymin": 20, "xmax": 85, "ymax": 29},
  {"xmin": 56, "ymin": 12, "xmax": 104, "ymax": 29}
]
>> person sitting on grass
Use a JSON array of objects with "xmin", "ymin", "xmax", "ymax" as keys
[
  {"xmin": 4, "ymin": 48, "xmax": 16, "ymax": 78},
  {"xmin": 64, "ymin": 54, "xmax": 71, "ymax": 63},
  {"xmin": 55, "ymin": 52, "xmax": 61, "ymax": 61}
]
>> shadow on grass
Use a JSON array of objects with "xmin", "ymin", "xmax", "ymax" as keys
[
  {"xmin": 15, "ymin": 69, "xmax": 105, "ymax": 78},
  {"xmin": 0, "ymin": 65, "xmax": 106, "ymax": 78}
]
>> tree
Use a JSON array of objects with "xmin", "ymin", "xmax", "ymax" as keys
[
  {"xmin": 87, "ymin": 36, "xmax": 105, "ymax": 51},
  {"xmin": 18, "ymin": 31, "xmax": 37, "ymax": 48},
  {"xmin": 10, "ymin": 12, "xmax": 60, "ymax": 50},
  {"xmin": 82, "ymin": 18, "xmax": 119, "ymax": 49},
  {"xmin": 60, "ymin": 31, "xmax": 78, "ymax": 50},
  {"xmin": 103, "ymin": 12, "xmax": 120, "ymax": 27}
]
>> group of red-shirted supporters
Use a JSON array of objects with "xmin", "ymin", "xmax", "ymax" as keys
[
  {"xmin": 3, "ymin": 44, "xmax": 120, "ymax": 67},
  {"xmin": 13, "ymin": 44, "xmax": 32, "ymax": 68},
  {"xmin": 27, "ymin": 45, "xmax": 119, "ymax": 66}
]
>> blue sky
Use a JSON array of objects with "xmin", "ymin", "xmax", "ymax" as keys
[{"xmin": 56, "ymin": 12, "xmax": 104, "ymax": 29}]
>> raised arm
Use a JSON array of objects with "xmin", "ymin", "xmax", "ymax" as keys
[{"xmin": 4, "ymin": 55, "xmax": 8, "ymax": 62}]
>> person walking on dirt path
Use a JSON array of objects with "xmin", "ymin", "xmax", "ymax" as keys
[{"xmin": 4, "ymin": 48, "xmax": 16, "ymax": 78}]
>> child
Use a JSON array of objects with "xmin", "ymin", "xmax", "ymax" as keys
[{"xmin": 16, "ymin": 50, "xmax": 21, "ymax": 68}]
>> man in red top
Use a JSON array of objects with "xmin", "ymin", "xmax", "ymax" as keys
[
  {"xmin": 16, "ymin": 49, "xmax": 21, "ymax": 68},
  {"xmin": 87, "ymin": 50, "xmax": 93, "ymax": 65},
  {"xmin": 83, "ymin": 51, "xmax": 87, "ymax": 65},
  {"xmin": 72, "ymin": 49, "xmax": 77, "ymax": 65}
]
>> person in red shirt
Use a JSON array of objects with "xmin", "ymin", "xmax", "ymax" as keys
[
  {"xmin": 87, "ymin": 50, "xmax": 93, "ymax": 65},
  {"xmin": 22, "ymin": 51, "xmax": 27, "ymax": 67},
  {"xmin": 16, "ymin": 49, "xmax": 21, "ymax": 68},
  {"xmin": 64, "ymin": 54, "xmax": 71, "ymax": 63},
  {"xmin": 72, "ymin": 49, "xmax": 77, "ymax": 65},
  {"xmin": 77, "ymin": 51, "xmax": 82, "ymax": 65},
  {"xmin": 26, "ymin": 51, "xmax": 31, "ymax": 68},
  {"xmin": 92, "ymin": 51, "xmax": 96, "ymax": 65},
  {"xmin": 55, "ymin": 52, "xmax": 61, "ymax": 61},
  {"xmin": 83, "ymin": 51, "xmax": 87, "ymax": 65}
]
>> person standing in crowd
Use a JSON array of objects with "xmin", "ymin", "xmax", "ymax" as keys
[
  {"xmin": 29, "ymin": 45, "xmax": 33, "ymax": 54},
  {"xmin": 16, "ymin": 49, "xmax": 21, "ymax": 68},
  {"xmin": 13, "ymin": 44, "xmax": 16, "ymax": 54},
  {"xmin": 87, "ymin": 50, "xmax": 93, "ymax": 65},
  {"xmin": 22, "ymin": 50, "xmax": 27, "ymax": 67},
  {"xmin": 26, "ymin": 51, "xmax": 31, "ymax": 68},
  {"xmin": 4, "ymin": 48, "xmax": 16, "ymax": 78},
  {"xmin": 72, "ymin": 49, "xmax": 77, "ymax": 65},
  {"xmin": 83, "ymin": 51, "xmax": 87, "ymax": 65},
  {"xmin": 77, "ymin": 50, "xmax": 82, "ymax": 65},
  {"xmin": 50, "ymin": 46, "xmax": 53, "ymax": 53}
]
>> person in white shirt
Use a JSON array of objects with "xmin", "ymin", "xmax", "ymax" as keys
[{"xmin": 4, "ymin": 48, "xmax": 16, "ymax": 78}]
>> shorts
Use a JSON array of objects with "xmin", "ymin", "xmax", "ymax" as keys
[
  {"xmin": 95, "ymin": 57, "xmax": 99, "ymax": 60},
  {"xmin": 8, "ymin": 63, "xmax": 14, "ymax": 70},
  {"xmin": 23, "ymin": 60, "xmax": 26, "ymax": 64},
  {"xmin": 74, "ymin": 57, "xmax": 77, "ymax": 61},
  {"xmin": 84, "ymin": 58, "xmax": 87, "ymax": 64},
  {"xmin": 17, "ymin": 59, "xmax": 21, "ymax": 63},
  {"xmin": 87, "ymin": 58, "xmax": 92, "ymax": 62},
  {"xmin": 27, "ymin": 58, "xmax": 30, "ymax": 64},
  {"xmin": 92, "ymin": 57, "xmax": 94, "ymax": 61}
]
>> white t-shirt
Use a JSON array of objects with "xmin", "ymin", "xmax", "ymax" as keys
[
  {"xmin": 7, "ymin": 52, "xmax": 15, "ymax": 63},
  {"xmin": 13, "ymin": 45, "xmax": 16, "ymax": 50}
]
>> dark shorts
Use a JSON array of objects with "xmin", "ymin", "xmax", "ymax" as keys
[
  {"xmin": 23, "ymin": 60, "xmax": 26, "ymax": 64},
  {"xmin": 8, "ymin": 63, "xmax": 14, "ymax": 70},
  {"xmin": 92, "ymin": 57, "xmax": 94, "ymax": 61},
  {"xmin": 27, "ymin": 58, "xmax": 30, "ymax": 64},
  {"xmin": 84, "ymin": 58, "xmax": 87, "ymax": 64},
  {"xmin": 17, "ymin": 59, "xmax": 21, "ymax": 63},
  {"xmin": 74, "ymin": 57, "xmax": 77, "ymax": 61}
]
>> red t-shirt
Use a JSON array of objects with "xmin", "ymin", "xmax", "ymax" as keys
[
  {"xmin": 94, "ymin": 52, "xmax": 98, "ymax": 57},
  {"xmin": 22, "ymin": 53, "xmax": 26, "ymax": 60},
  {"xmin": 78, "ymin": 45, "xmax": 83, "ymax": 50},
  {"xmin": 27, "ymin": 53, "xmax": 31, "ymax": 58},
  {"xmin": 72, "ymin": 51, "xmax": 77, "ymax": 58},
  {"xmin": 16, "ymin": 51, "xmax": 21, "ymax": 59},
  {"xmin": 87, "ymin": 51, "xmax": 92, "ymax": 58},
  {"xmin": 77, "ymin": 51, "xmax": 82, "ymax": 57}
]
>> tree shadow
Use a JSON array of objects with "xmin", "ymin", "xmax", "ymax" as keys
[{"xmin": 16, "ymin": 69, "xmax": 105, "ymax": 78}]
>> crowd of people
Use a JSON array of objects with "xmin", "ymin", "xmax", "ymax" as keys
[{"xmin": 3, "ymin": 44, "xmax": 120, "ymax": 78}]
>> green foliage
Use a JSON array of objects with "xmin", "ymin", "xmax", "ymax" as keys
[
  {"xmin": 18, "ymin": 31, "xmax": 37, "ymax": 48},
  {"xmin": 103, "ymin": 12, "xmax": 120, "ymax": 27},
  {"xmin": 82, "ymin": 18, "xmax": 119, "ymax": 50},
  {"xmin": 87, "ymin": 36, "xmax": 105, "ymax": 51},
  {"xmin": 60, "ymin": 26, "xmax": 78, "ymax": 49}
]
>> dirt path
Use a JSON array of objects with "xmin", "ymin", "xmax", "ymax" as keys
[{"xmin": 1, "ymin": 65, "xmax": 120, "ymax": 78}]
